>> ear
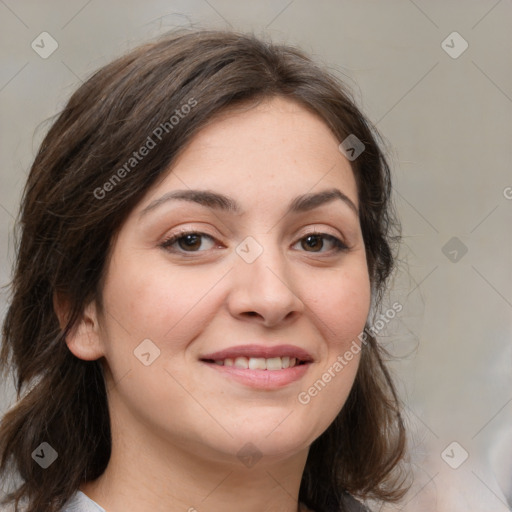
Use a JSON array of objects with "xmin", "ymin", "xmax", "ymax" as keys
[{"xmin": 53, "ymin": 292, "xmax": 105, "ymax": 361}]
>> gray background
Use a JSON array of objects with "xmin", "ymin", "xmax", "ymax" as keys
[{"xmin": 1, "ymin": 1, "xmax": 511, "ymax": 510}]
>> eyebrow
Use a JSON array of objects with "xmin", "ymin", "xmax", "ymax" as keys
[{"xmin": 140, "ymin": 187, "xmax": 359, "ymax": 218}]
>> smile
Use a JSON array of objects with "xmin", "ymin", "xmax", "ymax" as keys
[
  {"xmin": 209, "ymin": 356, "xmax": 301, "ymax": 370},
  {"xmin": 200, "ymin": 344, "xmax": 313, "ymax": 389}
]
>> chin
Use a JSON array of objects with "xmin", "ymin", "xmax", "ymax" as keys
[{"xmin": 219, "ymin": 422, "xmax": 317, "ymax": 462}]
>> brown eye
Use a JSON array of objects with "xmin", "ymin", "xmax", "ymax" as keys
[
  {"xmin": 178, "ymin": 234, "xmax": 202, "ymax": 251},
  {"xmin": 295, "ymin": 233, "xmax": 348, "ymax": 254},
  {"xmin": 161, "ymin": 232, "xmax": 217, "ymax": 253},
  {"xmin": 302, "ymin": 234, "xmax": 324, "ymax": 252}
]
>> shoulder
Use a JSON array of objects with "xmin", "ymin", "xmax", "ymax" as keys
[
  {"xmin": 339, "ymin": 493, "xmax": 372, "ymax": 512},
  {"xmin": 302, "ymin": 493, "xmax": 372, "ymax": 512},
  {"xmin": 60, "ymin": 491, "xmax": 106, "ymax": 512}
]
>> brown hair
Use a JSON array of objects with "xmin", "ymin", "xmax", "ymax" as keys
[{"xmin": 0, "ymin": 29, "xmax": 406, "ymax": 512}]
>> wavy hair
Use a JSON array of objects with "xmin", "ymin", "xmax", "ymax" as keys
[{"xmin": 0, "ymin": 29, "xmax": 407, "ymax": 512}]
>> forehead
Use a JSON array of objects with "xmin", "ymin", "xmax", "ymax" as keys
[{"xmin": 139, "ymin": 96, "xmax": 358, "ymax": 212}]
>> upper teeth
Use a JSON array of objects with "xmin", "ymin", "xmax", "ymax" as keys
[{"xmin": 213, "ymin": 356, "xmax": 297, "ymax": 370}]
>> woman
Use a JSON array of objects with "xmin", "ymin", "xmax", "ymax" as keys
[{"xmin": 0, "ymin": 29, "xmax": 407, "ymax": 512}]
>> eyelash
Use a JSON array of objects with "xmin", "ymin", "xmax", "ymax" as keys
[{"xmin": 159, "ymin": 230, "xmax": 349, "ymax": 256}]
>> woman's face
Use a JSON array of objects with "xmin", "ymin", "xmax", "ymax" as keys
[{"xmin": 84, "ymin": 96, "xmax": 371, "ymax": 466}]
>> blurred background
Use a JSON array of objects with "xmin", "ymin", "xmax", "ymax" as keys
[{"xmin": 1, "ymin": 1, "xmax": 511, "ymax": 510}]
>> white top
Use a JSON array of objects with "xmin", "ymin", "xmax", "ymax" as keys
[
  {"xmin": 61, "ymin": 491, "xmax": 106, "ymax": 512},
  {"xmin": 60, "ymin": 492, "xmax": 314, "ymax": 512},
  {"xmin": 59, "ymin": 490, "xmax": 366, "ymax": 511}
]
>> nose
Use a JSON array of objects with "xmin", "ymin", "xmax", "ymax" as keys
[{"xmin": 226, "ymin": 238, "xmax": 305, "ymax": 327}]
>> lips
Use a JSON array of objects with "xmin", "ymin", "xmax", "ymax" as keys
[{"xmin": 199, "ymin": 344, "xmax": 313, "ymax": 389}]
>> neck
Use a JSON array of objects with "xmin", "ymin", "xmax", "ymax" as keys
[{"xmin": 80, "ymin": 402, "xmax": 310, "ymax": 512}]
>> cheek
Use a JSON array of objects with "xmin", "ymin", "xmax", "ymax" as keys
[
  {"xmin": 97, "ymin": 255, "xmax": 221, "ymax": 421},
  {"xmin": 100, "ymin": 253, "xmax": 225, "ymax": 355},
  {"xmin": 307, "ymin": 263, "xmax": 371, "ymax": 347},
  {"xmin": 294, "ymin": 263, "xmax": 370, "ymax": 429}
]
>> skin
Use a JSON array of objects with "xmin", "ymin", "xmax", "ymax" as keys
[{"xmin": 65, "ymin": 96, "xmax": 371, "ymax": 512}]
